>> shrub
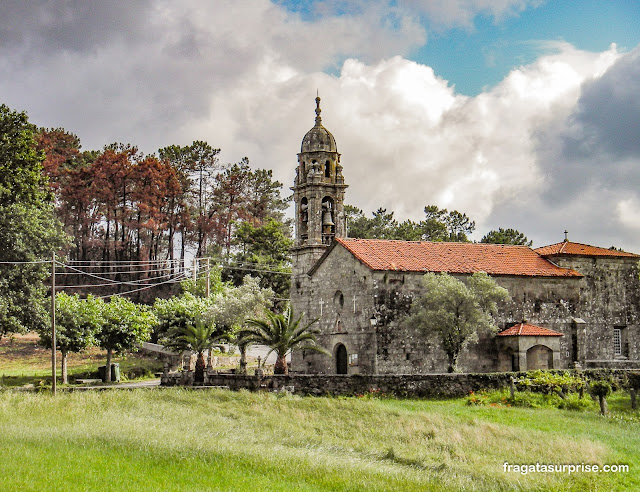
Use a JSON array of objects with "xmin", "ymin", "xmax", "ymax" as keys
[
  {"xmin": 557, "ymin": 393, "xmax": 594, "ymax": 411},
  {"xmin": 591, "ymin": 380, "xmax": 612, "ymax": 398},
  {"xmin": 466, "ymin": 391, "xmax": 489, "ymax": 406},
  {"xmin": 516, "ymin": 370, "xmax": 586, "ymax": 397}
]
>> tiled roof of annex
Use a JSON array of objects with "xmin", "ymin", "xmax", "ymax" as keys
[
  {"xmin": 334, "ymin": 238, "xmax": 582, "ymax": 277},
  {"xmin": 535, "ymin": 241, "xmax": 640, "ymax": 258},
  {"xmin": 497, "ymin": 323, "xmax": 563, "ymax": 337}
]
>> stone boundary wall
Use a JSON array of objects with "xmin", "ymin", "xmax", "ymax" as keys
[{"xmin": 162, "ymin": 369, "xmax": 639, "ymax": 397}]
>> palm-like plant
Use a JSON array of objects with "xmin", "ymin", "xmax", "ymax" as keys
[
  {"xmin": 166, "ymin": 319, "xmax": 223, "ymax": 382},
  {"xmin": 241, "ymin": 305, "xmax": 329, "ymax": 374}
]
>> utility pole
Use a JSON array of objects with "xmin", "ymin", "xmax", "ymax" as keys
[
  {"xmin": 206, "ymin": 257, "xmax": 211, "ymax": 297},
  {"xmin": 51, "ymin": 253, "xmax": 56, "ymax": 396}
]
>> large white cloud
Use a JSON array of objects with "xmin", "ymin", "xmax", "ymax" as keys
[{"xmin": 1, "ymin": 1, "xmax": 639, "ymax": 252}]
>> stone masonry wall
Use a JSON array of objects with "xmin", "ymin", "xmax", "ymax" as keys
[{"xmin": 162, "ymin": 369, "xmax": 638, "ymax": 398}]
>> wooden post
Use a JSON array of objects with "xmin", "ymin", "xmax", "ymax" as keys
[
  {"xmin": 509, "ymin": 377, "xmax": 515, "ymax": 399},
  {"xmin": 631, "ymin": 389, "xmax": 637, "ymax": 410},
  {"xmin": 51, "ymin": 253, "xmax": 56, "ymax": 396},
  {"xmin": 192, "ymin": 257, "xmax": 197, "ymax": 283},
  {"xmin": 206, "ymin": 257, "xmax": 210, "ymax": 297}
]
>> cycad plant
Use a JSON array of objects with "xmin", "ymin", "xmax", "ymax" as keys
[
  {"xmin": 242, "ymin": 305, "xmax": 329, "ymax": 374},
  {"xmin": 167, "ymin": 319, "xmax": 223, "ymax": 382}
]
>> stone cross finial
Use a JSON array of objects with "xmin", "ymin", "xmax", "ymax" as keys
[{"xmin": 315, "ymin": 94, "xmax": 322, "ymax": 125}]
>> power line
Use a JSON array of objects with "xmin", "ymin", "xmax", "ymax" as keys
[
  {"xmin": 96, "ymin": 274, "xmax": 188, "ymax": 299},
  {"xmin": 56, "ymin": 265, "xmax": 183, "ymax": 275},
  {"xmin": 0, "ymin": 260, "xmax": 52, "ymax": 265},
  {"xmin": 59, "ymin": 263, "xmax": 185, "ymax": 286}
]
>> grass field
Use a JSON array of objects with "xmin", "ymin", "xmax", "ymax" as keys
[
  {"xmin": 0, "ymin": 333, "xmax": 164, "ymax": 387},
  {"xmin": 0, "ymin": 388, "xmax": 638, "ymax": 491},
  {"xmin": 2, "ymin": 334, "xmax": 638, "ymax": 490}
]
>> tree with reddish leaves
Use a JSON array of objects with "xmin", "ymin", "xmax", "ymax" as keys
[
  {"xmin": 35, "ymin": 127, "xmax": 81, "ymax": 184},
  {"xmin": 158, "ymin": 141, "xmax": 220, "ymax": 260},
  {"xmin": 210, "ymin": 158, "xmax": 252, "ymax": 256},
  {"xmin": 36, "ymin": 128, "xmax": 99, "ymax": 262},
  {"xmin": 89, "ymin": 144, "xmax": 139, "ymax": 262},
  {"xmin": 130, "ymin": 155, "xmax": 182, "ymax": 262}
]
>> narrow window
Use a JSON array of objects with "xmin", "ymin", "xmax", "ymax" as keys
[{"xmin": 613, "ymin": 328, "xmax": 622, "ymax": 356}]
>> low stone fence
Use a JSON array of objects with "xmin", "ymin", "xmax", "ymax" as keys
[{"xmin": 161, "ymin": 369, "xmax": 638, "ymax": 397}]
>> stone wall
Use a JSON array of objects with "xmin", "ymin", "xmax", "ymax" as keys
[{"xmin": 162, "ymin": 369, "xmax": 638, "ymax": 398}]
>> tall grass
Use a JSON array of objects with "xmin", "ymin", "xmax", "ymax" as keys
[{"xmin": 0, "ymin": 389, "xmax": 638, "ymax": 491}]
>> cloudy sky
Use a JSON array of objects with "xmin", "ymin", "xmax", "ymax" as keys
[{"xmin": 2, "ymin": 0, "xmax": 640, "ymax": 250}]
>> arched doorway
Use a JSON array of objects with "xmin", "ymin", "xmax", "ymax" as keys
[
  {"xmin": 526, "ymin": 345, "xmax": 553, "ymax": 370},
  {"xmin": 335, "ymin": 344, "xmax": 348, "ymax": 374}
]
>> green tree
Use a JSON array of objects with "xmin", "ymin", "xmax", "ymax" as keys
[
  {"xmin": 38, "ymin": 293, "xmax": 104, "ymax": 384},
  {"xmin": 152, "ymin": 292, "xmax": 217, "ymax": 344},
  {"xmin": 205, "ymin": 276, "xmax": 274, "ymax": 374},
  {"xmin": 0, "ymin": 104, "xmax": 68, "ymax": 338},
  {"xmin": 345, "ymin": 204, "xmax": 475, "ymax": 242},
  {"xmin": 346, "ymin": 206, "xmax": 421, "ymax": 240},
  {"xmin": 242, "ymin": 305, "xmax": 328, "ymax": 374},
  {"xmin": 480, "ymin": 228, "xmax": 533, "ymax": 246},
  {"xmin": 420, "ymin": 205, "xmax": 449, "ymax": 241},
  {"xmin": 166, "ymin": 319, "xmax": 223, "ymax": 383},
  {"xmin": 403, "ymin": 272, "xmax": 509, "ymax": 372},
  {"xmin": 97, "ymin": 296, "xmax": 156, "ymax": 382},
  {"xmin": 444, "ymin": 210, "xmax": 475, "ymax": 242},
  {"xmin": 180, "ymin": 264, "xmax": 225, "ymax": 299},
  {"xmin": 228, "ymin": 218, "xmax": 292, "ymax": 297}
]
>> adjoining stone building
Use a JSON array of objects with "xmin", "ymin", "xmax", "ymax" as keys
[{"xmin": 290, "ymin": 98, "xmax": 640, "ymax": 374}]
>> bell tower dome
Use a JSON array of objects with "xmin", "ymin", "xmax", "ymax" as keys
[{"xmin": 292, "ymin": 96, "xmax": 347, "ymax": 276}]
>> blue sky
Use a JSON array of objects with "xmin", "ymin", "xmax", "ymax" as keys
[
  {"xmin": 278, "ymin": 0, "xmax": 640, "ymax": 94},
  {"xmin": 1, "ymin": 1, "xmax": 640, "ymax": 250},
  {"xmin": 417, "ymin": 0, "xmax": 640, "ymax": 94}
]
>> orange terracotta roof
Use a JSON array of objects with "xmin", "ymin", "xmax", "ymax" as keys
[
  {"xmin": 535, "ymin": 241, "xmax": 639, "ymax": 258},
  {"xmin": 334, "ymin": 238, "xmax": 582, "ymax": 277},
  {"xmin": 497, "ymin": 323, "xmax": 563, "ymax": 337}
]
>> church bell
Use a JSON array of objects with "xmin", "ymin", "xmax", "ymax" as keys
[{"xmin": 322, "ymin": 210, "xmax": 335, "ymax": 226}]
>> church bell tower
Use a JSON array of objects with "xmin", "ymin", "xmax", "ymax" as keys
[{"xmin": 291, "ymin": 96, "xmax": 347, "ymax": 276}]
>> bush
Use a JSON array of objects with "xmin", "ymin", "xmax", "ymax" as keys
[
  {"xmin": 516, "ymin": 370, "xmax": 585, "ymax": 396},
  {"xmin": 591, "ymin": 380, "xmax": 612, "ymax": 398},
  {"xmin": 557, "ymin": 393, "xmax": 594, "ymax": 411},
  {"xmin": 466, "ymin": 391, "xmax": 489, "ymax": 406}
]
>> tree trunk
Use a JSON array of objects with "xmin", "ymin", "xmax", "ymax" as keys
[
  {"xmin": 274, "ymin": 354, "xmax": 288, "ymax": 375},
  {"xmin": 447, "ymin": 352, "xmax": 458, "ymax": 373},
  {"xmin": 598, "ymin": 395, "xmax": 608, "ymax": 415},
  {"xmin": 630, "ymin": 389, "xmax": 637, "ymax": 410},
  {"xmin": 195, "ymin": 352, "xmax": 205, "ymax": 383},
  {"xmin": 238, "ymin": 344, "xmax": 247, "ymax": 375},
  {"xmin": 61, "ymin": 350, "xmax": 68, "ymax": 385},
  {"xmin": 105, "ymin": 348, "xmax": 113, "ymax": 383}
]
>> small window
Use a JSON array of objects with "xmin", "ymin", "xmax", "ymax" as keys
[
  {"xmin": 534, "ymin": 300, "xmax": 542, "ymax": 314},
  {"xmin": 613, "ymin": 328, "xmax": 622, "ymax": 356},
  {"xmin": 325, "ymin": 161, "xmax": 331, "ymax": 178},
  {"xmin": 333, "ymin": 290, "xmax": 344, "ymax": 309}
]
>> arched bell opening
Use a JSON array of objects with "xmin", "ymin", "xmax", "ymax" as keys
[
  {"xmin": 299, "ymin": 197, "xmax": 308, "ymax": 241},
  {"xmin": 321, "ymin": 196, "xmax": 335, "ymax": 245}
]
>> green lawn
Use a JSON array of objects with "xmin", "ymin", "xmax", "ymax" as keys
[
  {"xmin": 0, "ymin": 333, "xmax": 163, "ymax": 387},
  {"xmin": 0, "ymin": 389, "xmax": 637, "ymax": 491}
]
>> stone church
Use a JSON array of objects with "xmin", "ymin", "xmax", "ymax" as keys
[{"xmin": 290, "ymin": 97, "xmax": 640, "ymax": 374}]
